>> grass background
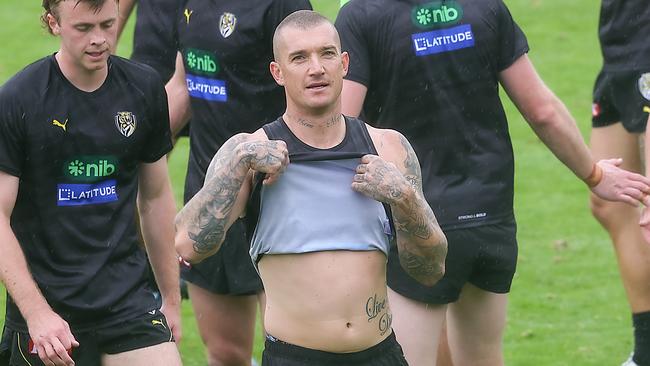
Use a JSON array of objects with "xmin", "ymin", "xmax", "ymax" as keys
[{"xmin": 0, "ymin": 1, "xmax": 634, "ymax": 365}]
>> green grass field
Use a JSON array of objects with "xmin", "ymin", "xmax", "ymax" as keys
[{"xmin": 0, "ymin": 1, "xmax": 635, "ymax": 365}]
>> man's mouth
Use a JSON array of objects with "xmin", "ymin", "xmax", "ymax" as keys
[
  {"xmin": 86, "ymin": 50, "xmax": 105, "ymax": 58},
  {"xmin": 307, "ymin": 82, "xmax": 329, "ymax": 90}
]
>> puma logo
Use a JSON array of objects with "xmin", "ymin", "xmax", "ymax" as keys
[
  {"xmin": 151, "ymin": 319, "xmax": 166, "ymax": 329},
  {"xmin": 52, "ymin": 119, "xmax": 68, "ymax": 131},
  {"xmin": 184, "ymin": 9, "xmax": 193, "ymax": 24}
]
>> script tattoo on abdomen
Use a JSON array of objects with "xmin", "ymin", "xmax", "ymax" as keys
[{"xmin": 366, "ymin": 293, "xmax": 392, "ymax": 336}]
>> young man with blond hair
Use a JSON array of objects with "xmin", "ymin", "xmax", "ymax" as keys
[{"xmin": 0, "ymin": 1, "xmax": 182, "ymax": 365}]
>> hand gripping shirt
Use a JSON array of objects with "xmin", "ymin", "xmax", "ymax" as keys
[
  {"xmin": 0, "ymin": 55, "xmax": 172, "ymax": 331},
  {"xmin": 173, "ymin": 0, "xmax": 312, "ymax": 203},
  {"xmin": 247, "ymin": 117, "xmax": 394, "ymax": 264},
  {"xmin": 336, "ymin": 0, "xmax": 529, "ymax": 230}
]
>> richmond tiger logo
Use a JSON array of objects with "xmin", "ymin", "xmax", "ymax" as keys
[
  {"xmin": 115, "ymin": 111, "xmax": 137, "ymax": 137},
  {"xmin": 219, "ymin": 12, "xmax": 237, "ymax": 38}
]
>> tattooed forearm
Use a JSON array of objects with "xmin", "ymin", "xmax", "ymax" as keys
[
  {"xmin": 185, "ymin": 161, "xmax": 249, "ymax": 256},
  {"xmin": 177, "ymin": 134, "xmax": 254, "ymax": 259},
  {"xmin": 398, "ymin": 245, "xmax": 446, "ymax": 286},
  {"xmin": 392, "ymin": 134, "xmax": 447, "ymax": 286},
  {"xmin": 177, "ymin": 134, "xmax": 288, "ymax": 261}
]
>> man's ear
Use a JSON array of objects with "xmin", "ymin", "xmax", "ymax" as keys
[
  {"xmin": 270, "ymin": 61, "xmax": 284, "ymax": 86},
  {"xmin": 341, "ymin": 51, "xmax": 350, "ymax": 77},
  {"xmin": 47, "ymin": 13, "xmax": 61, "ymax": 35}
]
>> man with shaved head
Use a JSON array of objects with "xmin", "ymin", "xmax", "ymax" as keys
[{"xmin": 175, "ymin": 10, "xmax": 447, "ymax": 366}]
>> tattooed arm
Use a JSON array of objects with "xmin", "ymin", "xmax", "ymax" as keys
[
  {"xmin": 354, "ymin": 127, "xmax": 447, "ymax": 286},
  {"xmin": 175, "ymin": 130, "xmax": 289, "ymax": 263}
]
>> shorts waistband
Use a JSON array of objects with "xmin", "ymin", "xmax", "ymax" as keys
[{"xmin": 264, "ymin": 332, "xmax": 398, "ymax": 363}]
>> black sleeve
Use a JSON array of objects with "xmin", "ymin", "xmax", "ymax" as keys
[
  {"xmin": 140, "ymin": 72, "xmax": 173, "ymax": 163},
  {"xmin": 130, "ymin": 0, "xmax": 182, "ymax": 83},
  {"xmin": 496, "ymin": 0, "xmax": 529, "ymax": 71},
  {"xmin": 335, "ymin": 1, "xmax": 371, "ymax": 86},
  {"xmin": 264, "ymin": 0, "xmax": 313, "ymax": 44},
  {"xmin": 0, "ymin": 82, "xmax": 26, "ymax": 177}
]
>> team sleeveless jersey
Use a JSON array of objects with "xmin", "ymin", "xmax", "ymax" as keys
[
  {"xmin": 172, "ymin": 0, "xmax": 312, "ymax": 203},
  {"xmin": 0, "ymin": 55, "xmax": 172, "ymax": 331},
  {"xmin": 336, "ymin": 0, "xmax": 528, "ymax": 230},
  {"xmin": 248, "ymin": 117, "xmax": 394, "ymax": 263},
  {"xmin": 598, "ymin": 0, "xmax": 650, "ymax": 71}
]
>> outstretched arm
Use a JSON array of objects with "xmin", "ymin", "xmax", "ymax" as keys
[
  {"xmin": 0, "ymin": 172, "xmax": 78, "ymax": 366},
  {"xmin": 175, "ymin": 132, "xmax": 289, "ymax": 263},
  {"xmin": 501, "ymin": 54, "xmax": 650, "ymax": 205},
  {"xmin": 354, "ymin": 128, "xmax": 447, "ymax": 286}
]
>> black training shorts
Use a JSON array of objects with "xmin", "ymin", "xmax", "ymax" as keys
[
  {"xmin": 261, "ymin": 332, "xmax": 408, "ymax": 366},
  {"xmin": 181, "ymin": 218, "xmax": 263, "ymax": 296},
  {"xmin": 592, "ymin": 69, "xmax": 650, "ymax": 133},
  {"xmin": 388, "ymin": 219, "xmax": 518, "ymax": 304},
  {"xmin": 0, "ymin": 309, "xmax": 173, "ymax": 366}
]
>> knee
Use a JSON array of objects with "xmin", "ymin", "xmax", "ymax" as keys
[
  {"xmin": 206, "ymin": 344, "xmax": 251, "ymax": 366},
  {"xmin": 590, "ymin": 194, "xmax": 622, "ymax": 230}
]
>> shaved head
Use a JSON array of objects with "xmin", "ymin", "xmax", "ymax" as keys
[{"xmin": 273, "ymin": 10, "xmax": 341, "ymax": 61}]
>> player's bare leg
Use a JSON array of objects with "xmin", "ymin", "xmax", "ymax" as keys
[
  {"xmin": 446, "ymin": 283, "xmax": 508, "ymax": 366},
  {"xmin": 590, "ymin": 124, "xmax": 650, "ymax": 365},
  {"xmin": 437, "ymin": 320, "xmax": 454, "ymax": 366},
  {"xmin": 188, "ymin": 283, "xmax": 260, "ymax": 366},
  {"xmin": 387, "ymin": 287, "xmax": 447, "ymax": 366},
  {"xmin": 102, "ymin": 342, "xmax": 181, "ymax": 366},
  {"xmin": 590, "ymin": 124, "xmax": 650, "ymax": 313}
]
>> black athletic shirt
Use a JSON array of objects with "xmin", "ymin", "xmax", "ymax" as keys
[
  {"xmin": 598, "ymin": 0, "xmax": 650, "ymax": 71},
  {"xmin": 336, "ymin": 0, "xmax": 529, "ymax": 230},
  {"xmin": 130, "ymin": 0, "xmax": 181, "ymax": 82},
  {"xmin": 0, "ymin": 55, "xmax": 172, "ymax": 331},
  {"xmin": 173, "ymin": 0, "xmax": 312, "ymax": 203}
]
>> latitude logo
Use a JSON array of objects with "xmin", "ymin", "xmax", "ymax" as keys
[
  {"xmin": 185, "ymin": 49, "xmax": 219, "ymax": 75},
  {"xmin": 412, "ymin": 1, "xmax": 463, "ymax": 29}
]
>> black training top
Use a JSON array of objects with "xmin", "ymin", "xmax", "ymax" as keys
[
  {"xmin": 173, "ymin": 0, "xmax": 312, "ymax": 203},
  {"xmin": 0, "ymin": 55, "xmax": 172, "ymax": 331},
  {"xmin": 131, "ymin": 0, "xmax": 182, "ymax": 82},
  {"xmin": 598, "ymin": 0, "xmax": 650, "ymax": 71},
  {"xmin": 336, "ymin": 0, "xmax": 529, "ymax": 230}
]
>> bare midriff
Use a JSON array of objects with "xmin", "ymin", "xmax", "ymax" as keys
[{"xmin": 258, "ymin": 250, "xmax": 392, "ymax": 353}]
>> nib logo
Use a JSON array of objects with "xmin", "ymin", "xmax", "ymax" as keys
[
  {"xmin": 64, "ymin": 156, "xmax": 118, "ymax": 182},
  {"xmin": 185, "ymin": 48, "xmax": 219, "ymax": 75},
  {"xmin": 412, "ymin": 1, "xmax": 463, "ymax": 28}
]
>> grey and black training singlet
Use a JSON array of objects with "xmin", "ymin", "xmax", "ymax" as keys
[{"xmin": 247, "ymin": 116, "xmax": 394, "ymax": 264}]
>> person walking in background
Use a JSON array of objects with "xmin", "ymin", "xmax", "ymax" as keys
[
  {"xmin": 336, "ymin": 0, "xmax": 650, "ymax": 364},
  {"xmin": 590, "ymin": 2, "xmax": 650, "ymax": 365},
  {"xmin": 0, "ymin": 0, "xmax": 182, "ymax": 365}
]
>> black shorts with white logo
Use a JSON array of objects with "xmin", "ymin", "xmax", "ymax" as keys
[
  {"xmin": 261, "ymin": 332, "xmax": 408, "ymax": 366},
  {"xmin": 592, "ymin": 68, "xmax": 650, "ymax": 133},
  {"xmin": 181, "ymin": 218, "xmax": 263, "ymax": 296},
  {"xmin": 0, "ymin": 309, "xmax": 173, "ymax": 366},
  {"xmin": 388, "ymin": 219, "xmax": 518, "ymax": 304}
]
